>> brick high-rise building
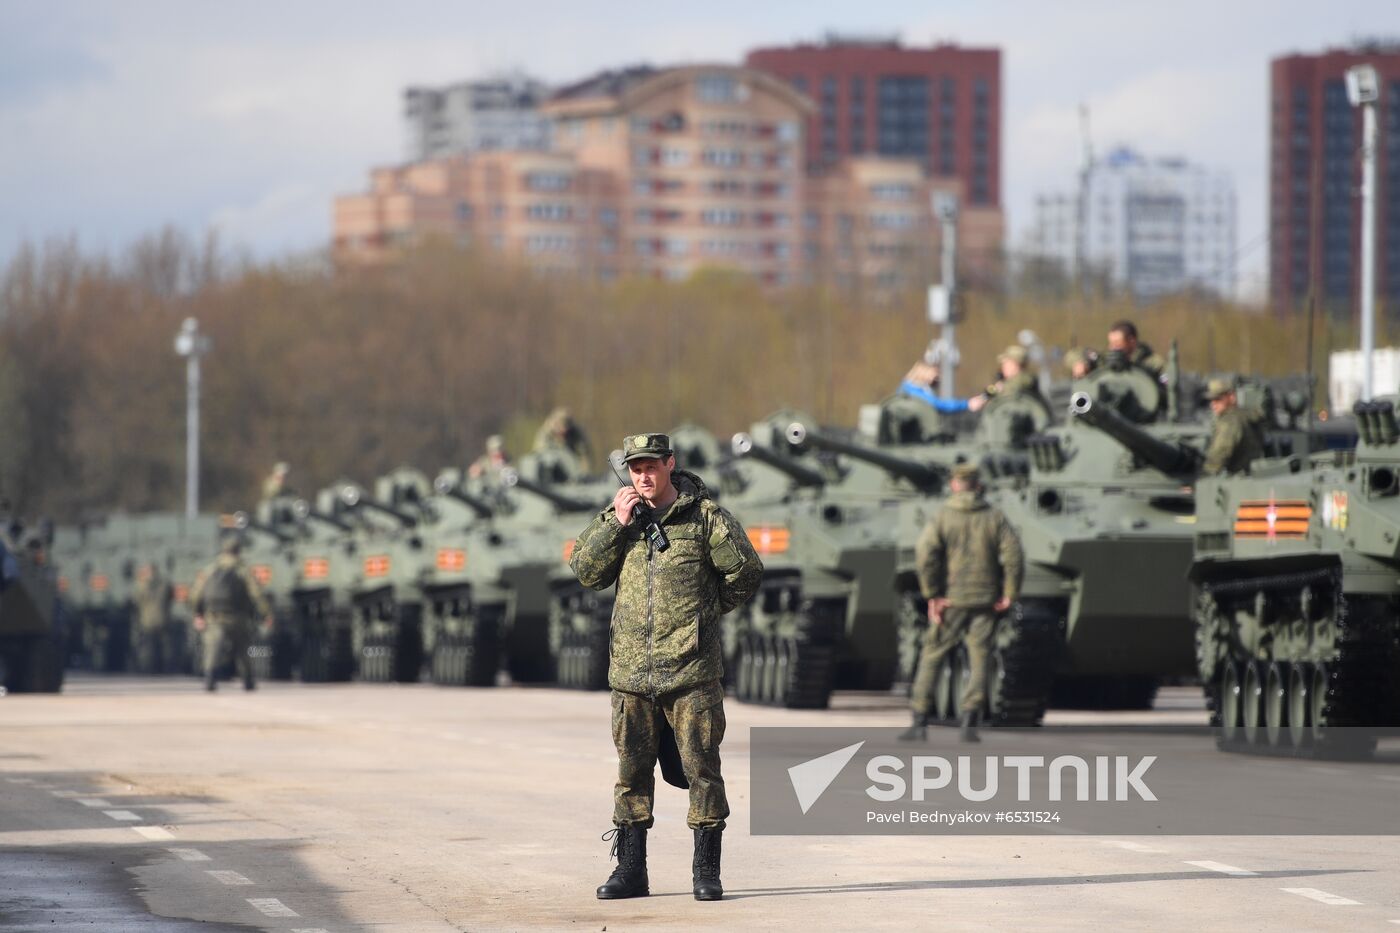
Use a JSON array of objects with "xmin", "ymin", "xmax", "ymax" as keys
[
  {"xmin": 1270, "ymin": 42, "xmax": 1400, "ymax": 312},
  {"xmin": 745, "ymin": 35, "xmax": 1001, "ymax": 208}
]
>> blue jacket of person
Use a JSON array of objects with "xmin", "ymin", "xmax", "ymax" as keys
[{"xmin": 898, "ymin": 380, "xmax": 971, "ymax": 414}]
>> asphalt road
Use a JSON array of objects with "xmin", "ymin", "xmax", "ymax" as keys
[{"xmin": 2, "ymin": 676, "xmax": 1398, "ymax": 932}]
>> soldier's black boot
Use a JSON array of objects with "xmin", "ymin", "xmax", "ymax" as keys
[
  {"xmin": 692, "ymin": 827, "xmax": 723, "ymax": 901},
  {"xmin": 204, "ymin": 671, "xmax": 217, "ymax": 692},
  {"xmin": 897, "ymin": 712, "xmax": 929, "ymax": 742},
  {"xmin": 959, "ymin": 710, "xmax": 982, "ymax": 743},
  {"xmin": 596, "ymin": 825, "xmax": 648, "ymax": 899}
]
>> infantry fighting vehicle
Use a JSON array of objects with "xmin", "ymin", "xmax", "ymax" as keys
[
  {"xmin": 418, "ymin": 463, "xmax": 567, "ymax": 688},
  {"xmin": 891, "ymin": 363, "xmax": 1207, "ymax": 726},
  {"xmin": 341, "ymin": 470, "xmax": 433, "ymax": 683},
  {"xmin": 1191, "ymin": 398, "xmax": 1400, "ymax": 757},
  {"xmin": 726, "ymin": 407, "xmax": 966, "ymax": 708},
  {"xmin": 286, "ymin": 486, "xmax": 359, "ymax": 682},
  {"xmin": 0, "ymin": 518, "xmax": 64, "ymax": 693}
]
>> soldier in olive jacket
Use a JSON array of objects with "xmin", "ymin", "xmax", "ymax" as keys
[
  {"xmin": 1202, "ymin": 379, "xmax": 1266, "ymax": 476},
  {"xmin": 901, "ymin": 462, "xmax": 1023, "ymax": 743},
  {"xmin": 570, "ymin": 432, "xmax": 762, "ymax": 903}
]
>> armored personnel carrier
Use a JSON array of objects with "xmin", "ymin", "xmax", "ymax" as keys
[
  {"xmin": 1191, "ymin": 398, "xmax": 1400, "ymax": 757},
  {"xmin": 0, "ymin": 518, "xmax": 64, "ymax": 693}
]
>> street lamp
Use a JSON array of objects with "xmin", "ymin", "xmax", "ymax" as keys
[
  {"xmin": 1346, "ymin": 63, "xmax": 1379, "ymax": 399},
  {"xmin": 173, "ymin": 317, "xmax": 211, "ymax": 518},
  {"xmin": 928, "ymin": 191, "xmax": 960, "ymax": 399}
]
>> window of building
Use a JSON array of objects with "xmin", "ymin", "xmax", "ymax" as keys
[
  {"xmin": 526, "ymin": 203, "xmax": 572, "ymax": 221},
  {"xmin": 701, "ymin": 208, "xmax": 744, "ymax": 226},
  {"xmin": 702, "ymin": 148, "xmax": 744, "ymax": 167},
  {"xmin": 666, "ymin": 238, "xmax": 688, "ymax": 256},
  {"xmin": 869, "ymin": 183, "xmax": 914, "ymax": 201},
  {"xmin": 526, "ymin": 172, "xmax": 570, "ymax": 191},
  {"xmin": 696, "ymin": 74, "xmax": 739, "ymax": 102},
  {"xmin": 599, "ymin": 208, "xmax": 619, "ymax": 227},
  {"xmin": 877, "ymin": 76, "xmax": 930, "ymax": 159},
  {"xmin": 661, "ymin": 148, "xmax": 690, "ymax": 166},
  {"xmin": 456, "ymin": 202, "xmax": 473, "ymax": 220},
  {"xmin": 777, "ymin": 120, "xmax": 800, "ymax": 143}
]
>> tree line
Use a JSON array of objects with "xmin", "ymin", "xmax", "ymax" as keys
[{"xmin": 0, "ymin": 230, "xmax": 1378, "ymax": 520}]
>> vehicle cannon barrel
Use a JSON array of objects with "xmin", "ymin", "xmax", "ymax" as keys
[
  {"xmin": 501, "ymin": 469, "xmax": 598, "ymax": 513},
  {"xmin": 786, "ymin": 422, "xmax": 942, "ymax": 489},
  {"xmin": 339, "ymin": 486, "xmax": 418, "ymax": 527},
  {"xmin": 432, "ymin": 476, "xmax": 496, "ymax": 519},
  {"xmin": 730, "ymin": 433, "xmax": 826, "ymax": 488},
  {"xmin": 292, "ymin": 499, "xmax": 353, "ymax": 533},
  {"xmin": 231, "ymin": 511, "xmax": 293, "ymax": 544},
  {"xmin": 1070, "ymin": 392, "xmax": 1201, "ymax": 476}
]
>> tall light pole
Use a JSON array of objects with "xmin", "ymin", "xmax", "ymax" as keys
[
  {"xmin": 928, "ymin": 191, "xmax": 960, "ymax": 399},
  {"xmin": 173, "ymin": 317, "xmax": 211, "ymax": 518},
  {"xmin": 1347, "ymin": 64, "xmax": 1379, "ymax": 399}
]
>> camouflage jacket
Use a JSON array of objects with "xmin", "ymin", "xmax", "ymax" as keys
[
  {"xmin": 1130, "ymin": 344, "xmax": 1166, "ymax": 378},
  {"xmin": 570, "ymin": 470, "xmax": 763, "ymax": 696},
  {"xmin": 189, "ymin": 554, "xmax": 271, "ymax": 622},
  {"xmin": 916, "ymin": 491, "xmax": 1024, "ymax": 607},
  {"xmin": 1203, "ymin": 407, "xmax": 1266, "ymax": 476}
]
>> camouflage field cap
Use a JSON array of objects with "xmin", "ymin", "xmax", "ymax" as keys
[
  {"xmin": 1205, "ymin": 378, "xmax": 1235, "ymax": 401},
  {"xmin": 998, "ymin": 345, "xmax": 1029, "ymax": 366},
  {"xmin": 950, "ymin": 462, "xmax": 982, "ymax": 485},
  {"xmin": 622, "ymin": 432, "xmax": 674, "ymax": 463}
]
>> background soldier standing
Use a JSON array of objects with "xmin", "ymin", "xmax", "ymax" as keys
[
  {"xmin": 1202, "ymin": 378, "xmax": 1266, "ymax": 475},
  {"xmin": 1106, "ymin": 320, "xmax": 1166, "ymax": 377},
  {"xmin": 133, "ymin": 562, "xmax": 174, "ymax": 673},
  {"xmin": 570, "ymin": 433, "xmax": 762, "ymax": 902},
  {"xmin": 189, "ymin": 535, "xmax": 271, "ymax": 692},
  {"xmin": 901, "ymin": 462, "xmax": 1023, "ymax": 743}
]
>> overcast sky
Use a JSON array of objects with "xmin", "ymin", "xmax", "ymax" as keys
[{"xmin": 2, "ymin": 1, "xmax": 1397, "ymax": 299}]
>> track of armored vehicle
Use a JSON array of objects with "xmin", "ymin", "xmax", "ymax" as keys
[{"xmin": 1192, "ymin": 399, "xmax": 1399, "ymax": 758}]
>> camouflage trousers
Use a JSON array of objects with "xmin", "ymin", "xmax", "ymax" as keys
[
  {"xmin": 910, "ymin": 606, "xmax": 996, "ymax": 717},
  {"xmin": 611, "ymin": 680, "xmax": 728, "ymax": 830},
  {"xmin": 202, "ymin": 614, "xmax": 254, "ymax": 686}
]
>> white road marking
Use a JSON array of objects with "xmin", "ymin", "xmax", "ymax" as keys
[
  {"xmin": 291, "ymin": 929, "xmax": 330, "ymax": 933},
  {"xmin": 5, "ymin": 777, "xmax": 34, "ymax": 784},
  {"xmin": 168, "ymin": 847, "xmax": 210, "ymax": 861},
  {"xmin": 1185, "ymin": 860, "xmax": 1258, "ymax": 877},
  {"xmin": 247, "ymin": 898, "xmax": 299, "ymax": 918},
  {"xmin": 133, "ymin": 826, "xmax": 175, "ymax": 840},
  {"xmin": 77, "ymin": 798, "xmax": 112, "ymax": 807},
  {"xmin": 1376, "ymin": 775, "xmax": 1400, "ymax": 783},
  {"xmin": 103, "ymin": 810, "xmax": 142, "ymax": 821},
  {"xmin": 1281, "ymin": 887, "xmax": 1362, "ymax": 906},
  {"xmin": 208, "ymin": 870, "xmax": 253, "ymax": 885},
  {"xmin": 1104, "ymin": 840, "xmax": 1167, "ymax": 854},
  {"xmin": 49, "ymin": 790, "xmax": 81, "ymax": 797}
]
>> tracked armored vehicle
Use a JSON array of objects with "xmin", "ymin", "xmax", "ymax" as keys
[
  {"xmin": 286, "ymin": 487, "xmax": 359, "ymax": 682},
  {"xmin": 1191, "ymin": 398, "xmax": 1400, "ymax": 757}
]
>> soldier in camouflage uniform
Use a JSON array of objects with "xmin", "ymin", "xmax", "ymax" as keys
[
  {"xmin": 1107, "ymin": 320, "xmax": 1166, "ymax": 378},
  {"xmin": 570, "ymin": 432, "xmax": 762, "ymax": 902},
  {"xmin": 189, "ymin": 535, "xmax": 271, "ymax": 692},
  {"xmin": 900, "ymin": 462, "xmax": 1023, "ymax": 743},
  {"xmin": 132, "ymin": 563, "xmax": 174, "ymax": 673},
  {"xmin": 1202, "ymin": 378, "xmax": 1266, "ymax": 476}
]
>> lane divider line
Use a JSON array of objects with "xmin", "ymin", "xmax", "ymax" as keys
[
  {"xmin": 1280, "ymin": 887, "xmax": 1362, "ymax": 906},
  {"xmin": 103, "ymin": 809, "xmax": 142, "ymax": 821},
  {"xmin": 208, "ymin": 870, "xmax": 254, "ymax": 886},
  {"xmin": 168, "ymin": 847, "xmax": 210, "ymax": 861},
  {"xmin": 247, "ymin": 898, "xmax": 299, "ymax": 918},
  {"xmin": 1104, "ymin": 840, "xmax": 1168, "ymax": 854},
  {"xmin": 77, "ymin": 798, "xmax": 113, "ymax": 807},
  {"xmin": 1184, "ymin": 860, "xmax": 1258, "ymax": 877}
]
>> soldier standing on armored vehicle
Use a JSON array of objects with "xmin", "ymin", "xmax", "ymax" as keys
[
  {"xmin": 1064, "ymin": 347, "xmax": 1100, "ymax": 380},
  {"xmin": 1201, "ymin": 379, "xmax": 1266, "ymax": 476},
  {"xmin": 261, "ymin": 462, "xmax": 293, "ymax": 504},
  {"xmin": 535, "ymin": 407, "xmax": 592, "ymax": 467},
  {"xmin": 1106, "ymin": 320, "xmax": 1166, "ymax": 378},
  {"xmin": 570, "ymin": 433, "xmax": 762, "ymax": 902},
  {"xmin": 900, "ymin": 463, "xmax": 1023, "ymax": 743},
  {"xmin": 190, "ymin": 536, "xmax": 271, "ymax": 692},
  {"xmin": 983, "ymin": 346, "xmax": 1052, "ymax": 412},
  {"xmin": 468, "ymin": 435, "xmax": 511, "ymax": 481}
]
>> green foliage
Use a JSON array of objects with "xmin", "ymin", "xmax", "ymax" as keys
[{"xmin": 0, "ymin": 233, "xmax": 1380, "ymax": 519}]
